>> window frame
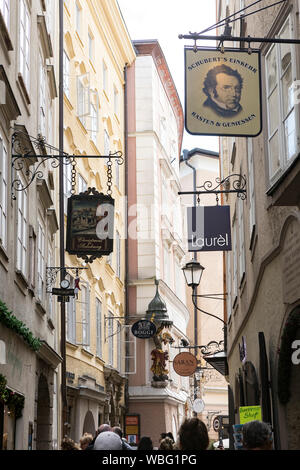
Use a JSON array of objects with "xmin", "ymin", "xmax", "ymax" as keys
[
  {"xmin": 37, "ymin": 218, "xmax": 46, "ymax": 302},
  {"xmin": 0, "ymin": 0, "xmax": 10, "ymax": 30},
  {"xmin": 265, "ymin": 15, "xmax": 299, "ymax": 187},
  {"xmin": 16, "ymin": 175, "xmax": 28, "ymax": 276},
  {"xmin": 19, "ymin": 0, "xmax": 30, "ymax": 90},
  {"xmin": 0, "ymin": 134, "xmax": 8, "ymax": 250}
]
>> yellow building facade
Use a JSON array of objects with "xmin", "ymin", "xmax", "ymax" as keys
[{"xmin": 59, "ymin": 0, "xmax": 135, "ymax": 441}]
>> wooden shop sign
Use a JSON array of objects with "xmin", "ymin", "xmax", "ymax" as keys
[
  {"xmin": 66, "ymin": 188, "xmax": 114, "ymax": 260},
  {"xmin": 173, "ymin": 352, "xmax": 198, "ymax": 376}
]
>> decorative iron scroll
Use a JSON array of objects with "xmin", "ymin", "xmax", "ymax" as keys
[
  {"xmin": 11, "ymin": 129, "xmax": 124, "ymax": 200},
  {"xmin": 46, "ymin": 266, "xmax": 88, "ymax": 293},
  {"xmin": 178, "ymin": 173, "xmax": 247, "ymax": 200},
  {"xmin": 200, "ymin": 340, "xmax": 225, "ymax": 357}
]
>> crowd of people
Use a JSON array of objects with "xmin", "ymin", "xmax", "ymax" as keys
[{"xmin": 60, "ymin": 418, "xmax": 273, "ymax": 451}]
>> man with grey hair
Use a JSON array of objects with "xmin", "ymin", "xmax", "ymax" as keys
[{"xmin": 242, "ymin": 420, "xmax": 273, "ymax": 450}]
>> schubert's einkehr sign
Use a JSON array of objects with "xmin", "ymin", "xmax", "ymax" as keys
[{"xmin": 185, "ymin": 48, "xmax": 262, "ymax": 137}]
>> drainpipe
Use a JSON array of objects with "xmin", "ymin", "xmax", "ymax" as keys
[
  {"xmin": 182, "ymin": 149, "xmax": 198, "ymax": 404},
  {"xmin": 124, "ymin": 63, "xmax": 129, "ymax": 428},
  {"xmin": 59, "ymin": 0, "xmax": 67, "ymax": 439}
]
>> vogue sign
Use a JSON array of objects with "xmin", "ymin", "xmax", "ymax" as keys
[
  {"xmin": 187, "ymin": 205, "xmax": 232, "ymax": 252},
  {"xmin": 185, "ymin": 48, "xmax": 262, "ymax": 137}
]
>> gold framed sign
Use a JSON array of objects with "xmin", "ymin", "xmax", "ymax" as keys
[{"xmin": 185, "ymin": 47, "xmax": 262, "ymax": 137}]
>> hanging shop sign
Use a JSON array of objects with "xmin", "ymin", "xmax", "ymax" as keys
[
  {"xmin": 173, "ymin": 352, "xmax": 198, "ymax": 376},
  {"xmin": 193, "ymin": 398, "xmax": 205, "ymax": 413},
  {"xmin": 187, "ymin": 205, "xmax": 232, "ymax": 252},
  {"xmin": 66, "ymin": 189, "xmax": 114, "ymax": 261},
  {"xmin": 184, "ymin": 47, "xmax": 262, "ymax": 137},
  {"xmin": 239, "ymin": 405, "xmax": 262, "ymax": 424},
  {"xmin": 131, "ymin": 320, "xmax": 156, "ymax": 339}
]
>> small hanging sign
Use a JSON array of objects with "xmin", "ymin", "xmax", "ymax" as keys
[
  {"xmin": 66, "ymin": 188, "xmax": 114, "ymax": 262},
  {"xmin": 173, "ymin": 352, "xmax": 198, "ymax": 376},
  {"xmin": 185, "ymin": 47, "xmax": 262, "ymax": 137},
  {"xmin": 187, "ymin": 205, "xmax": 232, "ymax": 252},
  {"xmin": 131, "ymin": 320, "xmax": 156, "ymax": 339}
]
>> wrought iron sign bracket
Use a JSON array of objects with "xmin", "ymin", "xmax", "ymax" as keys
[
  {"xmin": 178, "ymin": 174, "xmax": 247, "ymax": 201},
  {"xmin": 179, "ymin": 33, "xmax": 300, "ymax": 46},
  {"xmin": 46, "ymin": 266, "xmax": 88, "ymax": 294},
  {"xmin": 11, "ymin": 129, "xmax": 123, "ymax": 200}
]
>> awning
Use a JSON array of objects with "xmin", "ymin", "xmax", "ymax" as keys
[{"xmin": 204, "ymin": 351, "xmax": 228, "ymax": 376}]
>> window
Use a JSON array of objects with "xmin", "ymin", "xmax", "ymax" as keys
[
  {"xmin": 115, "ymin": 160, "xmax": 120, "ymax": 189},
  {"xmin": 19, "ymin": 0, "xmax": 30, "ymax": 90},
  {"xmin": 81, "ymin": 283, "xmax": 90, "ymax": 349},
  {"xmin": 232, "ymin": 220, "xmax": 238, "ymax": 305},
  {"xmin": 39, "ymin": 53, "xmax": 46, "ymax": 137},
  {"xmin": 265, "ymin": 16, "xmax": 298, "ymax": 185},
  {"xmin": 116, "ymin": 230, "xmax": 121, "ymax": 278},
  {"xmin": 0, "ymin": 135, "xmax": 8, "ymax": 249},
  {"xmin": 103, "ymin": 61, "xmax": 108, "ymax": 94},
  {"xmin": 117, "ymin": 321, "xmax": 121, "ymax": 372},
  {"xmin": 47, "ymin": 243, "xmax": 54, "ymax": 321},
  {"xmin": 75, "ymin": 2, "xmax": 81, "ymax": 34},
  {"xmin": 88, "ymin": 31, "xmax": 93, "ymax": 62},
  {"xmin": 16, "ymin": 177, "xmax": 28, "ymax": 276},
  {"xmin": 96, "ymin": 298, "xmax": 103, "ymax": 358},
  {"xmin": 78, "ymin": 174, "xmax": 87, "ymax": 194},
  {"xmin": 238, "ymin": 197, "xmax": 245, "ymax": 283},
  {"xmin": 63, "ymin": 164, "xmax": 72, "ymax": 213},
  {"xmin": 104, "ymin": 130, "xmax": 110, "ymax": 155},
  {"xmin": 107, "ymin": 312, "xmax": 114, "ymax": 366},
  {"xmin": 90, "ymin": 103, "xmax": 98, "ymax": 144},
  {"xmin": 247, "ymin": 138, "xmax": 256, "ymax": 242},
  {"xmin": 113, "ymin": 86, "xmax": 118, "ymax": 115},
  {"xmin": 28, "ymin": 226, "xmax": 36, "ymax": 289},
  {"xmin": 63, "ymin": 50, "xmax": 70, "ymax": 99},
  {"xmin": 37, "ymin": 220, "xmax": 45, "ymax": 301},
  {"xmin": 66, "ymin": 276, "xmax": 76, "ymax": 344},
  {"xmin": 0, "ymin": 0, "xmax": 10, "ymax": 29},
  {"xmin": 226, "ymin": 252, "xmax": 232, "ymax": 320},
  {"xmin": 163, "ymin": 245, "xmax": 170, "ymax": 287}
]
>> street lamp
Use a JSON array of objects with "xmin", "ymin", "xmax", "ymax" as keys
[
  {"xmin": 182, "ymin": 260, "xmax": 228, "ymax": 376},
  {"xmin": 182, "ymin": 260, "xmax": 205, "ymax": 289}
]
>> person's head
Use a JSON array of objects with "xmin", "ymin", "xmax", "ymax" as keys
[
  {"xmin": 137, "ymin": 436, "xmax": 153, "ymax": 450},
  {"xmin": 159, "ymin": 437, "xmax": 174, "ymax": 450},
  {"xmin": 112, "ymin": 426, "xmax": 123, "ymax": 438},
  {"xmin": 178, "ymin": 418, "xmax": 209, "ymax": 451},
  {"xmin": 242, "ymin": 420, "xmax": 273, "ymax": 450},
  {"xmin": 61, "ymin": 437, "xmax": 80, "ymax": 450},
  {"xmin": 93, "ymin": 431, "xmax": 123, "ymax": 450},
  {"xmin": 79, "ymin": 432, "xmax": 93, "ymax": 450},
  {"xmin": 203, "ymin": 65, "xmax": 243, "ymax": 110},
  {"xmin": 96, "ymin": 423, "xmax": 111, "ymax": 437},
  {"xmin": 166, "ymin": 432, "xmax": 174, "ymax": 442}
]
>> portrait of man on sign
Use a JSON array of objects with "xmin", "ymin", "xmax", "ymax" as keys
[{"xmin": 203, "ymin": 64, "xmax": 243, "ymax": 117}]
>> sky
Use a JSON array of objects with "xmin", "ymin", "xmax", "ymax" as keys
[{"xmin": 117, "ymin": 0, "xmax": 219, "ymax": 154}]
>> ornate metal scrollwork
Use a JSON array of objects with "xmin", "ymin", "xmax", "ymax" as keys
[
  {"xmin": 46, "ymin": 266, "xmax": 88, "ymax": 293},
  {"xmin": 178, "ymin": 173, "xmax": 247, "ymax": 200},
  {"xmin": 197, "ymin": 174, "xmax": 247, "ymax": 200},
  {"xmin": 200, "ymin": 340, "xmax": 225, "ymax": 357},
  {"xmin": 11, "ymin": 129, "xmax": 124, "ymax": 200}
]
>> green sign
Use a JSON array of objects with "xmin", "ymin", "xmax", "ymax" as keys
[{"xmin": 239, "ymin": 406, "xmax": 262, "ymax": 424}]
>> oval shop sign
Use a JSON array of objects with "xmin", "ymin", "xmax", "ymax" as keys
[{"xmin": 131, "ymin": 320, "xmax": 156, "ymax": 339}]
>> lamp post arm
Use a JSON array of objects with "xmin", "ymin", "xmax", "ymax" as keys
[{"xmin": 191, "ymin": 291, "xmax": 226, "ymax": 326}]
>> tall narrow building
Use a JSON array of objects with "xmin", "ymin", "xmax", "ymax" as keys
[
  {"xmin": 59, "ymin": 0, "xmax": 135, "ymax": 442},
  {"xmin": 126, "ymin": 40, "xmax": 191, "ymax": 448},
  {"xmin": 0, "ymin": 1, "xmax": 60, "ymax": 449}
]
